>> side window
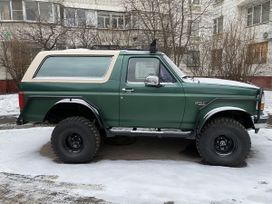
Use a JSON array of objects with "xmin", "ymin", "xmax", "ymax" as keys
[
  {"xmin": 127, "ymin": 58, "xmax": 176, "ymax": 83},
  {"xmin": 159, "ymin": 63, "xmax": 176, "ymax": 83},
  {"xmin": 35, "ymin": 56, "xmax": 112, "ymax": 79},
  {"xmin": 127, "ymin": 58, "xmax": 159, "ymax": 83}
]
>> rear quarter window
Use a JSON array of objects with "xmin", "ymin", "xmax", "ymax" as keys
[{"xmin": 35, "ymin": 56, "xmax": 112, "ymax": 79}]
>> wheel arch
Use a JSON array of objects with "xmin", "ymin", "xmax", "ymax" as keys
[
  {"xmin": 197, "ymin": 107, "xmax": 254, "ymax": 134},
  {"xmin": 44, "ymin": 98, "xmax": 105, "ymax": 130}
]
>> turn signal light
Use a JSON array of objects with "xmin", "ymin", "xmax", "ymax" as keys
[{"xmin": 18, "ymin": 91, "xmax": 24, "ymax": 111}]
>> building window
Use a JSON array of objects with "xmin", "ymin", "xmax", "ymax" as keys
[
  {"xmin": 25, "ymin": 1, "xmax": 39, "ymax": 21},
  {"xmin": 77, "ymin": 9, "xmax": 86, "ymax": 26},
  {"xmin": 98, "ymin": 12, "xmax": 125, "ymax": 29},
  {"xmin": 25, "ymin": 1, "xmax": 58, "ymax": 23},
  {"xmin": 211, "ymin": 49, "xmax": 223, "ymax": 68},
  {"xmin": 12, "ymin": 0, "xmax": 23, "ymax": 20},
  {"xmin": 189, "ymin": 0, "xmax": 200, "ymax": 4},
  {"xmin": 262, "ymin": 1, "xmax": 270, "ymax": 23},
  {"xmin": 214, "ymin": 0, "xmax": 224, "ymax": 4},
  {"xmin": 0, "ymin": 1, "xmax": 59, "ymax": 23},
  {"xmin": 248, "ymin": 42, "xmax": 268, "ymax": 64},
  {"xmin": 65, "ymin": 8, "xmax": 76, "ymax": 26},
  {"xmin": 98, "ymin": 13, "xmax": 110, "ymax": 28},
  {"xmin": 65, "ymin": 8, "xmax": 95, "ymax": 27},
  {"xmin": 124, "ymin": 14, "xmax": 131, "ymax": 28},
  {"xmin": 186, "ymin": 51, "xmax": 200, "ymax": 67},
  {"xmin": 247, "ymin": 1, "xmax": 270, "ymax": 26},
  {"xmin": 39, "ymin": 2, "xmax": 54, "ymax": 23},
  {"xmin": 0, "ymin": 0, "xmax": 11, "ymax": 20},
  {"xmin": 85, "ymin": 10, "xmax": 96, "ymax": 26},
  {"xmin": 188, "ymin": 20, "xmax": 200, "ymax": 37},
  {"xmin": 253, "ymin": 5, "xmax": 261, "ymax": 24},
  {"xmin": 213, "ymin": 16, "xmax": 223, "ymax": 34},
  {"xmin": 112, "ymin": 15, "xmax": 124, "ymax": 29},
  {"xmin": 53, "ymin": 4, "xmax": 59, "ymax": 23}
]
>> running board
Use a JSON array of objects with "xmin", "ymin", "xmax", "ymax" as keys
[{"xmin": 107, "ymin": 128, "xmax": 195, "ymax": 139}]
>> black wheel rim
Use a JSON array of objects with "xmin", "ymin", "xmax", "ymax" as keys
[
  {"xmin": 64, "ymin": 133, "xmax": 83, "ymax": 153},
  {"xmin": 214, "ymin": 135, "xmax": 235, "ymax": 156}
]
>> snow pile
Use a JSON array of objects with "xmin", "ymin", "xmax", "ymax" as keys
[
  {"xmin": 0, "ymin": 127, "xmax": 271, "ymax": 203},
  {"xmin": 0, "ymin": 94, "xmax": 19, "ymax": 116}
]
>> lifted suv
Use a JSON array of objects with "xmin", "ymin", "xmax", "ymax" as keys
[{"xmin": 18, "ymin": 49, "xmax": 267, "ymax": 166}]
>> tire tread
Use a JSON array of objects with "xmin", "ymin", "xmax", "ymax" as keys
[
  {"xmin": 51, "ymin": 116, "xmax": 101, "ymax": 163},
  {"xmin": 196, "ymin": 117, "xmax": 251, "ymax": 166}
]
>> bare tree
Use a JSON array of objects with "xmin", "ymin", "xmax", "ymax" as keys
[
  {"xmin": 124, "ymin": 0, "xmax": 212, "ymax": 66},
  {"xmin": 189, "ymin": 22, "xmax": 263, "ymax": 82},
  {"xmin": 17, "ymin": 19, "xmax": 69, "ymax": 51},
  {"xmin": 0, "ymin": 36, "xmax": 32, "ymax": 88}
]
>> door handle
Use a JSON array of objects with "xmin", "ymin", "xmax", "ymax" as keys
[{"xmin": 122, "ymin": 88, "xmax": 135, "ymax": 93}]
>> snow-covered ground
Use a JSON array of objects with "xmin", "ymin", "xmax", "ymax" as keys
[
  {"xmin": 0, "ymin": 91, "xmax": 271, "ymax": 116},
  {"xmin": 0, "ymin": 127, "xmax": 272, "ymax": 203},
  {"xmin": 0, "ymin": 91, "xmax": 271, "ymax": 203},
  {"xmin": 264, "ymin": 91, "xmax": 272, "ymax": 115},
  {"xmin": 0, "ymin": 94, "xmax": 19, "ymax": 116}
]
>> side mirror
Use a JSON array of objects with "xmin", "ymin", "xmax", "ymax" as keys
[{"xmin": 145, "ymin": 75, "xmax": 159, "ymax": 87}]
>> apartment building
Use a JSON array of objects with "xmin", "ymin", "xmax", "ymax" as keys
[
  {"xmin": 0, "ymin": 0, "xmax": 271, "ymax": 92},
  {"xmin": 206, "ymin": 0, "xmax": 272, "ymax": 88},
  {"xmin": 0, "ymin": 0, "xmax": 131, "ymax": 92}
]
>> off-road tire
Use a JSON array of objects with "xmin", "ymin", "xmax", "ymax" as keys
[
  {"xmin": 196, "ymin": 118, "xmax": 251, "ymax": 167},
  {"xmin": 51, "ymin": 116, "xmax": 101, "ymax": 163}
]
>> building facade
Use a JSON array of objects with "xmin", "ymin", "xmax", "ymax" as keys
[
  {"xmin": 0, "ymin": 0, "xmax": 130, "ymax": 92},
  {"xmin": 205, "ymin": 0, "xmax": 272, "ymax": 88},
  {"xmin": 0, "ymin": 0, "xmax": 271, "ymax": 93}
]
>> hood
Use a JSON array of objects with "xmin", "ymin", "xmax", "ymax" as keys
[{"xmin": 185, "ymin": 77, "xmax": 259, "ymax": 89}]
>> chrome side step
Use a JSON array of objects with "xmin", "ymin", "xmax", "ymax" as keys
[{"xmin": 107, "ymin": 127, "xmax": 195, "ymax": 139}]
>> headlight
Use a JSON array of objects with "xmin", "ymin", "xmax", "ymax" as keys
[
  {"xmin": 260, "ymin": 93, "xmax": 265, "ymax": 111},
  {"xmin": 256, "ymin": 92, "xmax": 265, "ymax": 111}
]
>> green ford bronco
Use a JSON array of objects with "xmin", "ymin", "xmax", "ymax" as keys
[{"xmin": 17, "ymin": 48, "xmax": 267, "ymax": 166}]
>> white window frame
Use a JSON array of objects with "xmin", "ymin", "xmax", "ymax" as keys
[
  {"xmin": 189, "ymin": 0, "xmax": 200, "ymax": 4},
  {"xmin": 0, "ymin": 0, "xmax": 12, "ymax": 21},
  {"xmin": 11, "ymin": 0, "xmax": 24, "ymax": 21},
  {"xmin": 213, "ymin": 16, "xmax": 223, "ymax": 34},
  {"xmin": 112, "ymin": 14, "xmax": 124, "ymax": 29},
  {"xmin": 39, "ymin": 2, "xmax": 56, "ymax": 23},
  {"xmin": 64, "ymin": 7, "xmax": 95, "ymax": 27},
  {"xmin": 24, "ymin": 1, "xmax": 39, "ymax": 22},
  {"xmin": 0, "ymin": 0, "xmax": 59, "ymax": 23},
  {"xmin": 247, "ymin": 1, "xmax": 270, "ymax": 26},
  {"xmin": 97, "ymin": 13, "xmax": 110, "ymax": 28},
  {"xmin": 97, "ymin": 12, "xmax": 125, "ymax": 29}
]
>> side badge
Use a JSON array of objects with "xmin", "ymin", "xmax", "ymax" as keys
[{"xmin": 195, "ymin": 101, "xmax": 207, "ymax": 106}]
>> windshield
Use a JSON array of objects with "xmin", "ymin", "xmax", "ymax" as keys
[{"xmin": 163, "ymin": 54, "xmax": 186, "ymax": 79}]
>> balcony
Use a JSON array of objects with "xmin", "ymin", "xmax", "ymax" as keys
[{"xmin": 237, "ymin": 0, "xmax": 269, "ymax": 7}]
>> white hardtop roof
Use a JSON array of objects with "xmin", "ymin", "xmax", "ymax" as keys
[{"xmin": 39, "ymin": 49, "xmax": 120, "ymax": 55}]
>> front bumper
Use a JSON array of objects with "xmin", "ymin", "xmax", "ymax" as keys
[{"xmin": 253, "ymin": 115, "xmax": 269, "ymax": 133}]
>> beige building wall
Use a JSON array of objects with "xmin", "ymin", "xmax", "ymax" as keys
[{"xmin": 206, "ymin": 0, "xmax": 272, "ymax": 76}]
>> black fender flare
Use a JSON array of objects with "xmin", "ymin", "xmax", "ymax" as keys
[
  {"xmin": 46, "ymin": 98, "xmax": 105, "ymax": 129},
  {"xmin": 196, "ymin": 106, "xmax": 254, "ymax": 134}
]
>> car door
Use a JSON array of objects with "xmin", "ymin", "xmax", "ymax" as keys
[{"xmin": 119, "ymin": 55, "xmax": 185, "ymax": 128}]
